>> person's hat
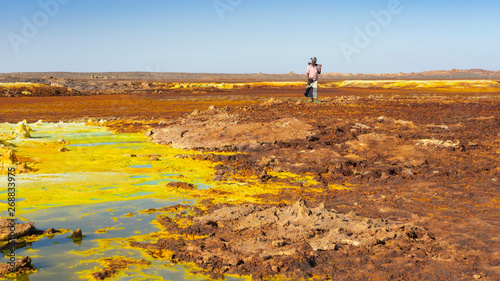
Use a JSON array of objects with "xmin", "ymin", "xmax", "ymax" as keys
[{"xmin": 310, "ymin": 57, "xmax": 317, "ymax": 64}]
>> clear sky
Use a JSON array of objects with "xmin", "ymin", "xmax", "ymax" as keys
[{"xmin": 1, "ymin": 0, "xmax": 499, "ymax": 74}]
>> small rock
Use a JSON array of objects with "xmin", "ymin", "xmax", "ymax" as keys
[
  {"xmin": 13, "ymin": 123, "xmax": 31, "ymax": 138},
  {"xmin": 16, "ymin": 163, "xmax": 33, "ymax": 173},
  {"xmin": 1, "ymin": 149, "xmax": 18, "ymax": 165},
  {"xmin": 468, "ymin": 142, "xmax": 478, "ymax": 148},
  {"xmin": 404, "ymin": 169, "xmax": 414, "ymax": 175},
  {"xmin": 0, "ymin": 219, "xmax": 34, "ymax": 240},
  {"xmin": 70, "ymin": 229, "xmax": 83, "ymax": 239},
  {"xmin": 272, "ymin": 240, "xmax": 286, "ymax": 247},
  {"xmin": 473, "ymin": 274, "xmax": 481, "ymax": 279},
  {"xmin": 259, "ymin": 173, "xmax": 274, "ymax": 182},
  {"xmin": 0, "ymin": 256, "xmax": 33, "ymax": 275},
  {"xmin": 380, "ymin": 172, "xmax": 390, "ymax": 180},
  {"xmin": 353, "ymin": 123, "xmax": 371, "ymax": 130},
  {"xmin": 59, "ymin": 147, "xmax": 68, "ymax": 152},
  {"xmin": 166, "ymin": 182, "xmax": 196, "ymax": 190},
  {"xmin": 44, "ymin": 228, "xmax": 57, "ymax": 235}
]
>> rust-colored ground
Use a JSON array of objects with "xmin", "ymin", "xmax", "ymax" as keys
[
  {"xmin": 1, "ymin": 83, "xmax": 500, "ymax": 280},
  {"xmin": 1, "ymin": 86, "xmax": 491, "ymax": 123},
  {"xmin": 142, "ymin": 90, "xmax": 500, "ymax": 280}
]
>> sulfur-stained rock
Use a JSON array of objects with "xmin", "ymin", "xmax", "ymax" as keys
[
  {"xmin": 152, "ymin": 115, "xmax": 317, "ymax": 150},
  {"xmin": 44, "ymin": 228, "xmax": 57, "ymax": 235},
  {"xmin": 0, "ymin": 256, "xmax": 34, "ymax": 277},
  {"xmin": 16, "ymin": 163, "xmax": 33, "ymax": 173},
  {"xmin": 13, "ymin": 123, "xmax": 31, "ymax": 138},
  {"xmin": 0, "ymin": 219, "xmax": 35, "ymax": 241},
  {"xmin": 165, "ymin": 182, "xmax": 196, "ymax": 190},
  {"xmin": 91, "ymin": 257, "xmax": 151, "ymax": 281},
  {"xmin": 0, "ymin": 149, "xmax": 18, "ymax": 166},
  {"xmin": 70, "ymin": 229, "xmax": 83, "ymax": 239}
]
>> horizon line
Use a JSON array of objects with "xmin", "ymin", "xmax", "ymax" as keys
[{"xmin": 1, "ymin": 68, "xmax": 500, "ymax": 76}]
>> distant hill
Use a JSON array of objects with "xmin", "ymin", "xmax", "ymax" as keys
[
  {"xmin": 322, "ymin": 69, "xmax": 500, "ymax": 80},
  {"xmin": 1, "ymin": 69, "xmax": 499, "ymax": 83}
]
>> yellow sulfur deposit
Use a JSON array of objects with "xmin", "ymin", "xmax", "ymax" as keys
[
  {"xmin": 0, "ymin": 121, "xmax": 322, "ymax": 215},
  {"xmin": 0, "ymin": 82, "xmax": 46, "ymax": 89},
  {"xmin": 13, "ymin": 123, "xmax": 31, "ymax": 138},
  {"xmin": 77, "ymin": 255, "xmax": 153, "ymax": 280},
  {"xmin": 323, "ymin": 80, "xmax": 500, "ymax": 91},
  {"xmin": 151, "ymin": 81, "xmax": 306, "ymax": 90},
  {"xmin": 0, "ymin": 148, "xmax": 17, "ymax": 165}
]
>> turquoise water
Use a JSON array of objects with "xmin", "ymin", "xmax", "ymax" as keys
[
  {"xmin": 129, "ymin": 175, "xmax": 151, "ymax": 179},
  {"xmin": 9, "ymin": 198, "xmax": 248, "ymax": 281},
  {"xmin": 11, "ymin": 198, "xmax": 243, "ymax": 281},
  {"xmin": 129, "ymin": 164, "xmax": 153, "ymax": 168}
]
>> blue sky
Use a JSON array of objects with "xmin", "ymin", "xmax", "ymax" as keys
[{"xmin": 1, "ymin": 0, "xmax": 499, "ymax": 74}]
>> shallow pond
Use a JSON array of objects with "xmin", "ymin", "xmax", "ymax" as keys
[{"xmin": 1, "ymin": 122, "xmax": 251, "ymax": 281}]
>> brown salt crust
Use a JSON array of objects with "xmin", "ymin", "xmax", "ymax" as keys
[{"xmin": 131, "ymin": 199, "xmax": 498, "ymax": 280}]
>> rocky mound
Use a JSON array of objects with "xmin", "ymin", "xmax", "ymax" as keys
[
  {"xmin": 130, "ymin": 199, "xmax": 456, "ymax": 280},
  {"xmin": 151, "ymin": 106, "xmax": 316, "ymax": 150},
  {"xmin": 0, "ymin": 219, "xmax": 35, "ymax": 241},
  {"xmin": 0, "ymin": 256, "xmax": 34, "ymax": 278}
]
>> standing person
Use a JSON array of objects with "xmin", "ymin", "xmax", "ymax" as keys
[{"xmin": 305, "ymin": 57, "xmax": 322, "ymax": 103}]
